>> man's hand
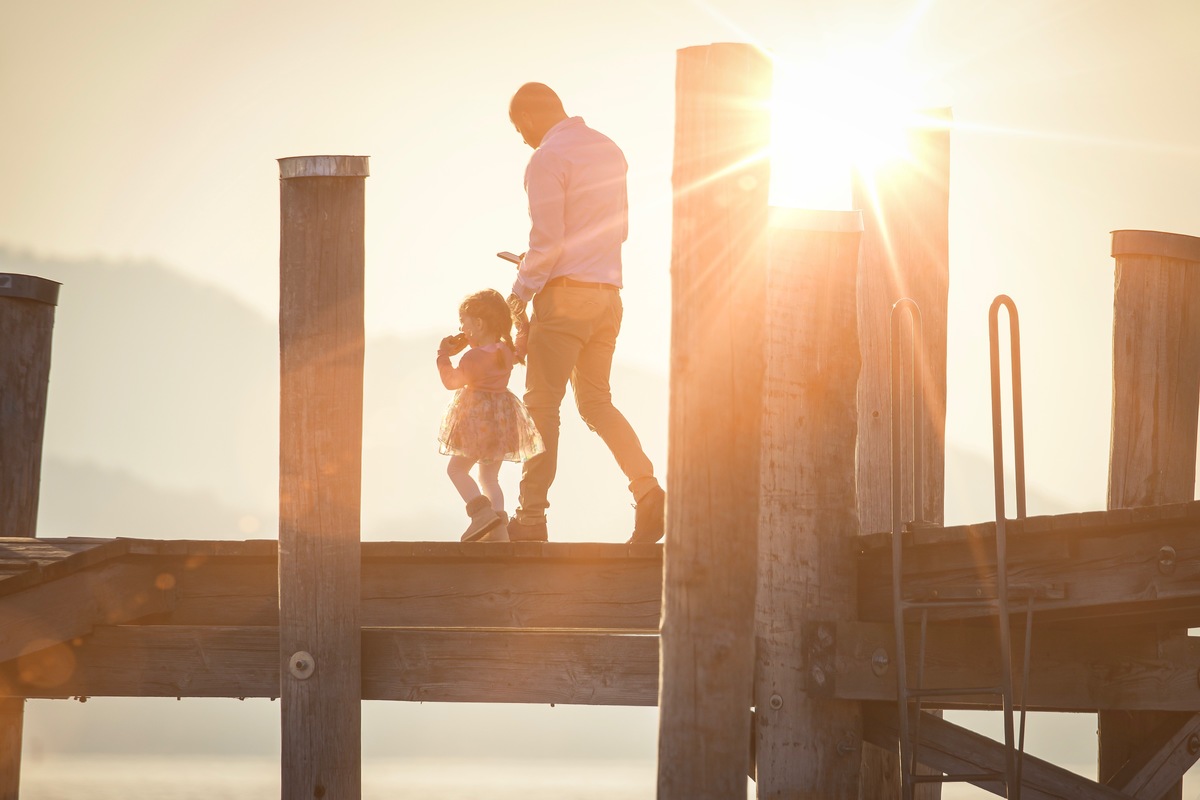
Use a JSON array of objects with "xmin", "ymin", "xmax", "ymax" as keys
[
  {"xmin": 507, "ymin": 293, "xmax": 528, "ymax": 320},
  {"xmin": 507, "ymin": 293, "xmax": 529, "ymax": 365}
]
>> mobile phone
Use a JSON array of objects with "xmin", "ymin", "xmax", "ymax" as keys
[{"xmin": 496, "ymin": 251, "xmax": 521, "ymax": 265}]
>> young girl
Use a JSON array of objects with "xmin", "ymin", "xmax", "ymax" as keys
[{"xmin": 437, "ymin": 288, "xmax": 543, "ymax": 541}]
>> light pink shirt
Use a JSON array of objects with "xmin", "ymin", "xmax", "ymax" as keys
[{"xmin": 511, "ymin": 116, "xmax": 628, "ymax": 302}]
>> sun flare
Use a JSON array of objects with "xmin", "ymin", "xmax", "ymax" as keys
[{"xmin": 769, "ymin": 51, "xmax": 940, "ymax": 210}]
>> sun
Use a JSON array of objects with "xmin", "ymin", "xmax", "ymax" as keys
[{"xmin": 768, "ymin": 50, "xmax": 939, "ymax": 210}]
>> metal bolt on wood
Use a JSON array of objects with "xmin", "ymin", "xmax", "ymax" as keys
[{"xmin": 1159, "ymin": 545, "xmax": 1178, "ymax": 575}]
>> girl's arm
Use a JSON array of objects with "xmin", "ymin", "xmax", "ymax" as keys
[{"xmin": 437, "ymin": 347, "xmax": 482, "ymax": 390}]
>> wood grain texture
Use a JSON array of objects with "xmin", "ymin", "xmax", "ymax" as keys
[
  {"xmin": 1108, "ymin": 711, "xmax": 1200, "ymax": 798},
  {"xmin": 0, "ymin": 282, "xmax": 58, "ymax": 538},
  {"xmin": 852, "ymin": 110, "xmax": 951, "ymax": 535},
  {"xmin": 659, "ymin": 42, "xmax": 771, "ymax": 799},
  {"xmin": 851, "ymin": 112, "xmax": 951, "ymax": 800},
  {"xmin": 754, "ymin": 210, "xmax": 863, "ymax": 796},
  {"xmin": 0, "ymin": 626, "xmax": 660, "ymax": 706},
  {"xmin": 857, "ymin": 514, "xmax": 1200, "ymax": 627},
  {"xmin": 0, "ymin": 562, "xmax": 174, "ymax": 663},
  {"xmin": 278, "ymin": 158, "xmax": 367, "ymax": 799},
  {"xmin": 1102, "ymin": 229, "xmax": 1200, "ymax": 800},
  {"xmin": 0, "ymin": 698, "xmax": 20, "ymax": 800},
  {"xmin": 834, "ymin": 621, "xmax": 1200, "ymax": 712}
]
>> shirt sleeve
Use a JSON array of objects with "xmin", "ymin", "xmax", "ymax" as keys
[
  {"xmin": 513, "ymin": 149, "xmax": 567, "ymax": 301},
  {"xmin": 437, "ymin": 349, "xmax": 487, "ymax": 390}
]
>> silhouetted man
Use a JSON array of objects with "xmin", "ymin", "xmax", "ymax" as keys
[{"xmin": 504, "ymin": 82, "xmax": 665, "ymax": 544}]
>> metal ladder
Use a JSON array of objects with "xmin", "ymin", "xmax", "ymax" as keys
[{"xmin": 889, "ymin": 296, "xmax": 1030, "ymax": 799}]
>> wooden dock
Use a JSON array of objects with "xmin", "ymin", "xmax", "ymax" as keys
[
  {"xmin": 4, "ymin": 498, "xmax": 1199, "ymax": 716},
  {"xmin": 0, "ymin": 539, "xmax": 662, "ymax": 705}
]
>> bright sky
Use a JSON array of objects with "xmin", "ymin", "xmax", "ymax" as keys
[{"xmin": 4, "ymin": 0, "xmax": 1200, "ymax": 503}]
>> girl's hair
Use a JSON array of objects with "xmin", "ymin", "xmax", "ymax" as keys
[{"xmin": 459, "ymin": 289, "xmax": 514, "ymax": 351}]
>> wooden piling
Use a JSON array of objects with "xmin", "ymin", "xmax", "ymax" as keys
[
  {"xmin": 852, "ymin": 111, "xmax": 951, "ymax": 798},
  {"xmin": 1099, "ymin": 228, "xmax": 1200, "ymax": 800},
  {"xmin": 658, "ymin": 43, "xmax": 771, "ymax": 798},
  {"xmin": 278, "ymin": 154, "xmax": 368, "ymax": 800},
  {"xmin": 0, "ymin": 273, "xmax": 61, "ymax": 538},
  {"xmin": 0, "ymin": 698, "xmax": 21, "ymax": 800},
  {"xmin": 853, "ymin": 109, "xmax": 951, "ymax": 535},
  {"xmin": 754, "ymin": 208, "xmax": 863, "ymax": 795}
]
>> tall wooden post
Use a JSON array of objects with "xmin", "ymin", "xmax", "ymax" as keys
[
  {"xmin": 754, "ymin": 208, "xmax": 863, "ymax": 795},
  {"xmin": 0, "ymin": 273, "xmax": 60, "ymax": 538},
  {"xmin": 278, "ymin": 155, "xmax": 367, "ymax": 800},
  {"xmin": 658, "ymin": 43, "xmax": 771, "ymax": 799},
  {"xmin": 0, "ymin": 699, "xmax": 21, "ymax": 800},
  {"xmin": 1099, "ymin": 228, "xmax": 1200, "ymax": 800},
  {"xmin": 852, "ymin": 112, "xmax": 951, "ymax": 798}
]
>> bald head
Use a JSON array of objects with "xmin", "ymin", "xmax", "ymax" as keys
[{"xmin": 509, "ymin": 82, "xmax": 568, "ymax": 149}]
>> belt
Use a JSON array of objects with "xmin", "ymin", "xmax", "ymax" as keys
[{"xmin": 543, "ymin": 276, "xmax": 620, "ymax": 292}]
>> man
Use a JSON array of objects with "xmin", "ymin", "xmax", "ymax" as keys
[{"xmin": 504, "ymin": 82, "xmax": 665, "ymax": 544}]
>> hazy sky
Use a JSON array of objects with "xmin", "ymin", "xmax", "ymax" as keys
[{"xmin": 5, "ymin": 0, "xmax": 1200, "ymax": 515}]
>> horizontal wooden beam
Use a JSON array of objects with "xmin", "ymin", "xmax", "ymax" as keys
[
  {"xmin": 863, "ymin": 703, "xmax": 1133, "ymax": 800},
  {"xmin": 0, "ymin": 626, "xmax": 660, "ymax": 705},
  {"xmin": 0, "ymin": 562, "xmax": 174, "ymax": 664},
  {"xmin": 858, "ymin": 517, "xmax": 1200, "ymax": 626},
  {"xmin": 834, "ymin": 621, "xmax": 1200, "ymax": 711},
  {"xmin": 127, "ymin": 546, "xmax": 663, "ymax": 630}
]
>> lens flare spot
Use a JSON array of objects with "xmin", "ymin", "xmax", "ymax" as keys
[
  {"xmin": 155, "ymin": 572, "xmax": 177, "ymax": 591},
  {"xmin": 17, "ymin": 640, "xmax": 77, "ymax": 688}
]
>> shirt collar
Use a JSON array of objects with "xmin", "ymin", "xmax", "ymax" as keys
[{"xmin": 540, "ymin": 116, "xmax": 583, "ymax": 147}]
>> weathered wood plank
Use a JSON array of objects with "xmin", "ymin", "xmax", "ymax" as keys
[
  {"xmin": 121, "ymin": 553, "xmax": 661, "ymax": 630},
  {"xmin": 0, "ymin": 537, "xmax": 129, "ymax": 597},
  {"xmin": 857, "ymin": 523, "xmax": 1200, "ymax": 627},
  {"xmin": 754, "ymin": 210, "xmax": 863, "ymax": 794},
  {"xmin": 362, "ymin": 559, "xmax": 662, "ymax": 630},
  {"xmin": 659, "ymin": 42, "xmax": 771, "ymax": 799},
  {"xmin": 0, "ymin": 562, "xmax": 174, "ymax": 664},
  {"xmin": 1109, "ymin": 711, "xmax": 1200, "ymax": 798},
  {"xmin": 278, "ymin": 154, "xmax": 368, "ymax": 799},
  {"xmin": 362, "ymin": 629, "xmax": 658, "ymax": 705},
  {"xmin": 0, "ymin": 698, "xmax": 20, "ymax": 800},
  {"xmin": 0, "ymin": 626, "xmax": 660, "ymax": 706},
  {"xmin": 863, "ymin": 704, "xmax": 1133, "ymax": 800},
  {"xmin": 834, "ymin": 621, "xmax": 1200, "ymax": 712}
]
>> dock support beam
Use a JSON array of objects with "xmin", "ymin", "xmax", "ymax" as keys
[
  {"xmin": 1100, "ymin": 228, "xmax": 1200, "ymax": 800},
  {"xmin": 852, "ymin": 112, "xmax": 951, "ymax": 798},
  {"xmin": 0, "ymin": 699, "xmax": 22, "ymax": 800},
  {"xmin": 754, "ymin": 209, "xmax": 863, "ymax": 795},
  {"xmin": 278, "ymin": 155, "xmax": 368, "ymax": 800},
  {"xmin": 658, "ymin": 42, "xmax": 771, "ymax": 798},
  {"xmin": 0, "ymin": 273, "xmax": 60, "ymax": 538}
]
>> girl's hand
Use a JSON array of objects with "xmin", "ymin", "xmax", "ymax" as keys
[{"xmin": 439, "ymin": 333, "xmax": 468, "ymax": 357}]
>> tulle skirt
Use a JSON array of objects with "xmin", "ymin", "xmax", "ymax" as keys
[{"xmin": 438, "ymin": 388, "xmax": 544, "ymax": 463}]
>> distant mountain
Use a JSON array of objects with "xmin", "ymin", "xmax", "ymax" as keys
[{"xmin": 36, "ymin": 457, "xmax": 254, "ymax": 539}]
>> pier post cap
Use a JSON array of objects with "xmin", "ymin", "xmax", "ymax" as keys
[
  {"xmin": 278, "ymin": 155, "xmax": 370, "ymax": 180},
  {"xmin": 769, "ymin": 207, "xmax": 863, "ymax": 233},
  {"xmin": 1111, "ymin": 229, "xmax": 1200, "ymax": 264},
  {"xmin": 0, "ymin": 273, "xmax": 61, "ymax": 306}
]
